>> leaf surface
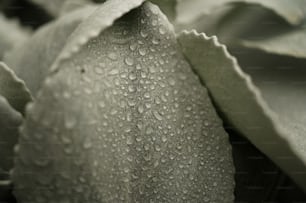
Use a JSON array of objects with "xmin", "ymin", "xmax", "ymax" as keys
[
  {"xmin": 4, "ymin": 6, "xmax": 96, "ymax": 96},
  {"xmin": 13, "ymin": 2, "xmax": 234, "ymax": 202},
  {"xmin": 241, "ymin": 26, "xmax": 306, "ymax": 59},
  {"xmin": 0, "ymin": 62, "xmax": 32, "ymax": 114},
  {"xmin": 178, "ymin": 30, "xmax": 306, "ymax": 191},
  {"xmin": 0, "ymin": 14, "xmax": 30, "ymax": 60},
  {"xmin": 0, "ymin": 95, "xmax": 22, "ymax": 172},
  {"xmin": 176, "ymin": 0, "xmax": 306, "ymax": 26}
]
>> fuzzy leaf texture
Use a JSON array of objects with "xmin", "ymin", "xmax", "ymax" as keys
[
  {"xmin": 12, "ymin": 1, "xmax": 234, "ymax": 203},
  {"xmin": 178, "ymin": 30, "xmax": 306, "ymax": 191}
]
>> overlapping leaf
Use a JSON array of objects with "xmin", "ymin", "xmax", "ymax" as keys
[
  {"xmin": 4, "ymin": 6, "xmax": 97, "ymax": 96},
  {"xmin": 0, "ymin": 14, "xmax": 30, "ymax": 60},
  {"xmin": 13, "ymin": 1, "xmax": 234, "ymax": 202},
  {"xmin": 0, "ymin": 95, "xmax": 22, "ymax": 173},
  {"xmin": 241, "ymin": 25, "xmax": 306, "ymax": 59},
  {"xmin": 176, "ymin": 0, "xmax": 306, "ymax": 26},
  {"xmin": 178, "ymin": 30, "xmax": 306, "ymax": 191},
  {"xmin": 0, "ymin": 62, "xmax": 32, "ymax": 114}
]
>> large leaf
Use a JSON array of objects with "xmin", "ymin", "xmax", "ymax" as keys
[
  {"xmin": 13, "ymin": 2, "xmax": 234, "ymax": 202},
  {"xmin": 176, "ymin": 0, "xmax": 306, "ymax": 26},
  {"xmin": 4, "ymin": 6, "xmax": 96, "ymax": 96},
  {"xmin": 0, "ymin": 95, "xmax": 22, "ymax": 172},
  {"xmin": 0, "ymin": 14, "xmax": 30, "ymax": 60},
  {"xmin": 178, "ymin": 30, "xmax": 306, "ymax": 191},
  {"xmin": 0, "ymin": 62, "xmax": 32, "ymax": 114}
]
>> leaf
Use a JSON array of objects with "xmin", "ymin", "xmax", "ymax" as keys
[
  {"xmin": 51, "ymin": 0, "xmax": 146, "ymax": 72},
  {"xmin": 0, "ymin": 62, "xmax": 32, "ymax": 114},
  {"xmin": 241, "ymin": 25, "xmax": 306, "ymax": 59},
  {"xmin": 13, "ymin": 2, "xmax": 234, "ymax": 202},
  {"xmin": 178, "ymin": 30, "xmax": 306, "ymax": 191},
  {"xmin": 176, "ymin": 0, "xmax": 306, "ymax": 26},
  {"xmin": 4, "ymin": 6, "xmax": 97, "ymax": 96},
  {"xmin": 0, "ymin": 95, "xmax": 22, "ymax": 172},
  {"xmin": 0, "ymin": 14, "xmax": 30, "ymax": 60},
  {"xmin": 150, "ymin": 0, "xmax": 177, "ymax": 21},
  {"xmin": 60, "ymin": 0, "xmax": 98, "ymax": 15}
]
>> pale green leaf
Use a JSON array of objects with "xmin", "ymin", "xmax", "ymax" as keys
[
  {"xmin": 0, "ymin": 14, "xmax": 30, "ymax": 60},
  {"xmin": 241, "ymin": 26, "xmax": 306, "ymax": 59},
  {"xmin": 176, "ymin": 0, "xmax": 306, "ymax": 26},
  {"xmin": 0, "ymin": 95, "xmax": 22, "ymax": 172},
  {"xmin": 4, "ymin": 6, "xmax": 96, "ymax": 96},
  {"xmin": 0, "ymin": 62, "xmax": 32, "ymax": 114},
  {"xmin": 178, "ymin": 30, "xmax": 306, "ymax": 191},
  {"xmin": 51, "ymin": 0, "xmax": 146, "ymax": 72},
  {"xmin": 13, "ymin": 2, "xmax": 234, "ymax": 202},
  {"xmin": 150, "ymin": 0, "xmax": 177, "ymax": 21}
]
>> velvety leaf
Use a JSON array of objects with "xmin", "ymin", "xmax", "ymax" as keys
[
  {"xmin": 0, "ymin": 62, "xmax": 32, "ymax": 114},
  {"xmin": 176, "ymin": 0, "xmax": 306, "ymax": 26},
  {"xmin": 51, "ymin": 0, "xmax": 146, "ymax": 72},
  {"xmin": 0, "ymin": 14, "xmax": 30, "ymax": 60},
  {"xmin": 60, "ymin": 0, "xmax": 98, "ymax": 15},
  {"xmin": 241, "ymin": 26, "xmax": 306, "ymax": 59},
  {"xmin": 0, "ymin": 95, "xmax": 22, "ymax": 172},
  {"xmin": 178, "ymin": 30, "xmax": 306, "ymax": 191},
  {"xmin": 13, "ymin": 2, "xmax": 234, "ymax": 202},
  {"xmin": 4, "ymin": 6, "xmax": 96, "ymax": 96},
  {"xmin": 150, "ymin": 0, "xmax": 176, "ymax": 21}
]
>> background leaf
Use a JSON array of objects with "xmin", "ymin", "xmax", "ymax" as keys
[
  {"xmin": 176, "ymin": 0, "xmax": 306, "ymax": 26},
  {"xmin": 241, "ymin": 25, "xmax": 306, "ymax": 59},
  {"xmin": 0, "ymin": 14, "xmax": 30, "ymax": 60},
  {"xmin": 4, "ymin": 6, "xmax": 96, "ymax": 96},
  {"xmin": 178, "ymin": 30, "xmax": 306, "ymax": 191},
  {"xmin": 0, "ymin": 62, "xmax": 32, "ymax": 114}
]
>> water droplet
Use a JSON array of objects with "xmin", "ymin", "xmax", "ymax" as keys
[
  {"xmin": 138, "ymin": 105, "xmax": 144, "ymax": 114},
  {"xmin": 83, "ymin": 138, "xmax": 92, "ymax": 149},
  {"xmin": 144, "ymin": 92, "xmax": 151, "ymax": 99},
  {"xmin": 155, "ymin": 145, "xmax": 161, "ymax": 152},
  {"xmin": 136, "ymin": 136, "xmax": 142, "ymax": 142},
  {"xmin": 107, "ymin": 52, "xmax": 117, "ymax": 60},
  {"xmin": 129, "ymin": 43, "xmax": 137, "ymax": 51},
  {"xmin": 125, "ymin": 57, "xmax": 134, "ymax": 66},
  {"xmin": 152, "ymin": 37, "xmax": 160, "ymax": 45},
  {"xmin": 109, "ymin": 69, "xmax": 119, "ymax": 75},
  {"xmin": 159, "ymin": 27, "xmax": 166, "ymax": 35},
  {"xmin": 128, "ymin": 85, "xmax": 136, "ymax": 93},
  {"xmin": 139, "ymin": 48, "xmax": 147, "ymax": 56},
  {"xmin": 99, "ymin": 101, "xmax": 105, "ymax": 108},
  {"xmin": 126, "ymin": 136, "xmax": 133, "ymax": 145},
  {"xmin": 124, "ymin": 168, "xmax": 130, "ymax": 173},
  {"xmin": 146, "ymin": 126, "xmax": 153, "ymax": 135},
  {"xmin": 168, "ymin": 78, "xmax": 176, "ymax": 86},
  {"xmin": 151, "ymin": 19, "xmax": 158, "ymax": 26},
  {"xmin": 129, "ymin": 73, "xmax": 137, "ymax": 81},
  {"xmin": 140, "ymin": 30, "xmax": 148, "ymax": 38},
  {"xmin": 153, "ymin": 110, "xmax": 163, "ymax": 121},
  {"xmin": 64, "ymin": 115, "xmax": 77, "ymax": 129}
]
